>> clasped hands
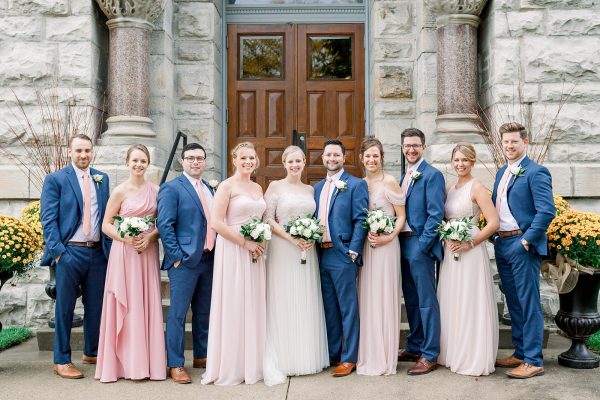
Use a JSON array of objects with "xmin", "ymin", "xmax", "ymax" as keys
[
  {"xmin": 367, "ymin": 231, "xmax": 395, "ymax": 248},
  {"xmin": 125, "ymin": 235, "xmax": 152, "ymax": 253},
  {"xmin": 446, "ymin": 240, "xmax": 472, "ymax": 254},
  {"xmin": 243, "ymin": 239, "xmax": 266, "ymax": 259}
]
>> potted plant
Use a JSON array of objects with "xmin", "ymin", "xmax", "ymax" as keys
[{"xmin": 547, "ymin": 210, "xmax": 600, "ymax": 369}]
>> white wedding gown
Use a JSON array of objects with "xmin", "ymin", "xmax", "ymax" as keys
[{"xmin": 263, "ymin": 192, "xmax": 329, "ymax": 386}]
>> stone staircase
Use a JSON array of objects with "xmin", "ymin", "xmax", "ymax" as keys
[{"xmin": 36, "ymin": 275, "xmax": 550, "ymax": 351}]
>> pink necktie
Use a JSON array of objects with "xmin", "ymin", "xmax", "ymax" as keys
[
  {"xmin": 318, "ymin": 178, "xmax": 333, "ymax": 242},
  {"xmin": 196, "ymin": 181, "xmax": 215, "ymax": 251},
  {"xmin": 401, "ymin": 168, "xmax": 413, "ymax": 193},
  {"xmin": 495, "ymin": 168, "xmax": 511, "ymax": 213},
  {"xmin": 82, "ymin": 173, "xmax": 91, "ymax": 236}
]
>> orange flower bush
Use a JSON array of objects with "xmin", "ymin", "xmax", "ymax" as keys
[
  {"xmin": 547, "ymin": 210, "xmax": 600, "ymax": 269},
  {"xmin": 553, "ymin": 194, "xmax": 571, "ymax": 217},
  {"xmin": 0, "ymin": 215, "xmax": 39, "ymax": 276}
]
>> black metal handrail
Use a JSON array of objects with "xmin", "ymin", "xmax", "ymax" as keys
[{"xmin": 160, "ymin": 131, "xmax": 188, "ymax": 185}]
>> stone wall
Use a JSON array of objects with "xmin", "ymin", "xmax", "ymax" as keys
[{"xmin": 479, "ymin": 0, "xmax": 600, "ymax": 210}]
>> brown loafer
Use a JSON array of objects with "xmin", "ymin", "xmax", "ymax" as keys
[
  {"xmin": 398, "ymin": 349, "xmax": 421, "ymax": 362},
  {"xmin": 407, "ymin": 357, "xmax": 437, "ymax": 375},
  {"xmin": 53, "ymin": 363, "xmax": 84, "ymax": 379},
  {"xmin": 82, "ymin": 355, "xmax": 97, "ymax": 364},
  {"xmin": 193, "ymin": 358, "xmax": 207, "ymax": 369},
  {"xmin": 169, "ymin": 366, "xmax": 192, "ymax": 384},
  {"xmin": 329, "ymin": 359, "xmax": 340, "ymax": 367},
  {"xmin": 495, "ymin": 355, "xmax": 523, "ymax": 368},
  {"xmin": 506, "ymin": 363, "xmax": 544, "ymax": 379},
  {"xmin": 331, "ymin": 362, "xmax": 356, "ymax": 377}
]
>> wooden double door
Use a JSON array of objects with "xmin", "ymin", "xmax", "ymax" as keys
[{"xmin": 227, "ymin": 23, "xmax": 365, "ymax": 187}]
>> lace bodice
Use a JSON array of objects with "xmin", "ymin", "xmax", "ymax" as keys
[
  {"xmin": 445, "ymin": 179, "xmax": 480, "ymax": 221},
  {"xmin": 368, "ymin": 187, "xmax": 405, "ymax": 216},
  {"xmin": 265, "ymin": 191, "xmax": 316, "ymax": 226}
]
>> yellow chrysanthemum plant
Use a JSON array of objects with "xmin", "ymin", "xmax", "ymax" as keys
[
  {"xmin": 20, "ymin": 200, "xmax": 44, "ymax": 251},
  {"xmin": 0, "ymin": 209, "xmax": 42, "ymax": 279},
  {"xmin": 547, "ymin": 210, "xmax": 600, "ymax": 271}
]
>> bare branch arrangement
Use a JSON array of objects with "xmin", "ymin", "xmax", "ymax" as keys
[{"xmin": 0, "ymin": 86, "xmax": 106, "ymax": 193}]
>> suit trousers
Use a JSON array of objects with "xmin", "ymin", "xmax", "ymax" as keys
[
  {"xmin": 166, "ymin": 251, "xmax": 214, "ymax": 367},
  {"xmin": 400, "ymin": 236, "xmax": 440, "ymax": 362},
  {"xmin": 54, "ymin": 245, "xmax": 106, "ymax": 364},
  {"xmin": 495, "ymin": 235, "xmax": 544, "ymax": 366}
]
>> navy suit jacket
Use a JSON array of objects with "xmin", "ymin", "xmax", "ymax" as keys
[
  {"xmin": 157, "ymin": 175, "xmax": 214, "ymax": 270},
  {"xmin": 40, "ymin": 164, "xmax": 111, "ymax": 266},
  {"xmin": 492, "ymin": 156, "xmax": 555, "ymax": 256},
  {"xmin": 314, "ymin": 171, "xmax": 368, "ymax": 266},
  {"xmin": 401, "ymin": 160, "xmax": 446, "ymax": 262}
]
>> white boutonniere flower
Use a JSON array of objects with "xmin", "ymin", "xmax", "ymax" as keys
[
  {"xmin": 411, "ymin": 171, "xmax": 422, "ymax": 181},
  {"xmin": 92, "ymin": 174, "xmax": 104, "ymax": 184},
  {"xmin": 208, "ymin": 179, "xmax": 219, "ymax": 189},
  {"xmin": 334, "ymin": 180, "xmax": 347, "ymax": 192},
  {"xmin": 509, "ymin": 166, "xmax": 525, "ymax": 177}
]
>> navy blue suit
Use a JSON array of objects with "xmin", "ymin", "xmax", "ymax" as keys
[
  {"xmin": 40, "ymin": 164, "xmax": 111, "ymax": 364},
  {"xmin": 492, "ymin": 156, "xmax": 555, "ymax": 366},
  {"xmin": 400, "ymin": 160, "xmax": 445, "ymax": 362},
  {"xmin": 157, "ymin": 175, "xmax": 214, "ymax": 367},
  {"xmin": 314, "ymin": 171, "xmax": 368, "ymax": 363}
]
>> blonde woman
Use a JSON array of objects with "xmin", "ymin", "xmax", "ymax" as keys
[
  {"xmin": 202, "ymin": 142, "xmax": 267, "ymax": 385},
  {"xmin": 262, "ymin": 146, "xmax": 329, "ymax": 386},
  {"xmin": 437, "ymin": 142, "xmax": 499, "ymax": 376}
]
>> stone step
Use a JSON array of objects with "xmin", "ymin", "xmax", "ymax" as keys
[{"xmin": 36, "ymin": 323, "xmax": 549, "ymax": 351}]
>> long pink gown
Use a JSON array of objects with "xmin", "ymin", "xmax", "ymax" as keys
[
  {"xmin": 437, "ymin": 179, "xmax": 499, "ymax": 376},
  {"xmin": 95, "ymin": 183, "xmax": 166, "ymax": 382},
  {"xmin": 357, "ymin": 188, "xmax": 405, "ymax": 375},
  {"xmin": 201, "ymin": 194, "xmax": 267, "ymax": 385}
]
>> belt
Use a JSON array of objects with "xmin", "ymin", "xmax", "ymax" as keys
[
  {"xmin": 67, "ymin": 241, "xmax": 100, "ymax": 248},
  {"xmin": 398, "ymin": 231, "xmax": 416, "ymax": 239},
  {"xmin": 321, "ymin": 242, "xmax": 334, "ymax": 249},
  {"xmin": 497, "ymin": 229, "xmax": 523, "ymax": 238}
]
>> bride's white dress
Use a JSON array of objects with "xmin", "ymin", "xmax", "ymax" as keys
[{"xmin": 263, "ymin": 192, "xmax": 329, "ymax": 386}]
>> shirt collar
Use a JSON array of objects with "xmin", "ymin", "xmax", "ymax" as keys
[
  {"xmin": 327, "ymin": 168, "xmax": 345, "ymax": 182},
  {"xmin": 183, "ymin": 171, "xmax": 203, "ymax": 187},
  {"xmin": 508, "ymin": 154, "xmax": 527, "ymax": 168},
  {"xmin": 71, "ymin": 162, "xmax": 90, "ymax": 178},
  {"xmin": 408, "ymin": 158, "xmax": 424, "ymax": 172}
]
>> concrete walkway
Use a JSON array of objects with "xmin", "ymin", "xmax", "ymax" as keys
[{"xmin": 0, "ymin": 334, "xmax": 598, "ymax": 400}]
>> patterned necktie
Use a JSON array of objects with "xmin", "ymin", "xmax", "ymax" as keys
[
  {"xmin": 195, "ymin": 181, "xmax": 215, "ymax": 251},
  {"xmin": 318, "ymin": 177, "xmax": 333, "ymax": 242},
  {"xmin": 82, "ymin": 173, "xmax": 91, "ymax": 236},
  {"xmin": 401, "ymin": 168, "xmax": 413, "ymax": 193}
]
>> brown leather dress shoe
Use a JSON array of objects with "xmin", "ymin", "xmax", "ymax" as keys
[
  {"xmin": 495, "ymin": 355, "xmax": 523, "ymax": 368},
  {"xmin": 398, "ymin": 349, "xmax": 421, "ymax": 362},
  {"xmin": 193, "ymin": 358, "xmax": 207, "ymax": 369},
  {"xmin": 329, "ymin": 359, "xmax": 340, "ymax": 367},
  {"xmin": 331, "ymin": 362, "xmax": 356, "ymax": 377},
  {"xmin": 506, "ymin": 363, "xmax": 544, "ymax": 379},
  {"xmin": 170, "ymin": 367, "xmax": 192, "ymax": 384},
  {"xmin": 53, "ymin": 363, "xmax": 84, "ymax": 379},
  {"xmin": 82, "ymin": 355, "xmax": 97, "ymax": 364},
  {"xmin": 407, "ymin": 357, "xmax": 437, "ymax": 375}
]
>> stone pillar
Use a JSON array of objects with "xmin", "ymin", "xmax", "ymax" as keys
[
  {"xmin": 424, "ymin": 0, "xmax": 488, "ymax": 141},
  {"xmin": 95, "ymin": 0, "xmax": 166, "ymax": 141}
]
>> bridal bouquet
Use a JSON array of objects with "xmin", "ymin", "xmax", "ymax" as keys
[
  {"xmin": 283, "ymin": 215, "xmax": 324, "ymax": 264},
  {"xmin": 362, "ymin": 208, "xmax": 396, "ymax": 234},
  {"xmin": 113, "ymin": 215, "xmax": 156, "ymax": 253},
  {"xmin": 240, "ymin": 217, "xmax": 272, "ymax": 263},
  {"xmin": 436, "ymin": 217, "xmax": 474, "ymax": 261}
]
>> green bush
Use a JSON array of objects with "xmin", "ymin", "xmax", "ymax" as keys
[{"xmin": 0, "ymin": 326, "xmax": 32, "ymax": 352}]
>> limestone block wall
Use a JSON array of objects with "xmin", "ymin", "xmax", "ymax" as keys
[
  {"xmin": 369, "ymin": 0, "xmax": 417, "ymax": 176},
  {"xmin": 0, "ymin": 0, "xmax": 108, "ymax": 213},
  {"xmin": 479, "ymin": 0, "xmax": 600, "ymax": 211}
]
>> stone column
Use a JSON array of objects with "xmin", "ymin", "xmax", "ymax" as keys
[
  {"xmin": 424, "ymin": 0, "xmax": 488, "ymax": 141},
  {"xmin": 95, "ymin": 0, "xmax": 166, "ymax": 140}
]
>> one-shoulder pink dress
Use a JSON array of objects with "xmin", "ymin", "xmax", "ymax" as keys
[{"xmin": 95, "ymin": 183, "xmax": 166, "ymax": 382}]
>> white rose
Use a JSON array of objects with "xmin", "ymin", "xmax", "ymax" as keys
[
  {"xmin": 384, "ymin": 226, "xmax": 393, "ymax": 234},
  {"xmin": 449, "ymin": 232, "xmax": 460, "ymax": 241},
  {"xmin": 303, "ymin": 228, "xmax": 312, "ymax": 238},
  {"xmin": 250, "ymin": 228, "xmax": 260, "ymax": 239},
  {"xmin": 290, "ymin": 227, "xmax": 298, "ymax": 236},
  {"xmin": 119, "ymin": 222, "xmax": 128, "ymax": 232},
  {"xmin": 510, "ymin": 166, "xmax": 520, "ymax": 175}
]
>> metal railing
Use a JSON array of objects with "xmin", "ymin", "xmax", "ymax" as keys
[{"xmin": 160, "ymin": 131, "xmax": 188, "ymax": 185}]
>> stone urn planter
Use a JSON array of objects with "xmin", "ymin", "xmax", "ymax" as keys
[{"xmin": 554, "ymin": 270, "xmax": 600, "ymax": 369}]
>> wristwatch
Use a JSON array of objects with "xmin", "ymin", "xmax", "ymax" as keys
[
  {"xmin": 349, "ymin": 253, "xmax": 357, "ymax": 262},
  {"xmin": 520, "ymin": 238, "xmax": 529, "ymax": 250}
]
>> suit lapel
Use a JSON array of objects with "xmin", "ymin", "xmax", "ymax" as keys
[
  {"xmin": 507, "ymin": 156, "xmax": 529, "ymax": 194},
  {"xmin": 406, "ymin": 160, "xmax": 427, "ymax": 199},
  {"xmin": 329, "ymin": 171, "xmax": 348, "ymax": 213},
  {"xmin": 179, "ymin": 175, "xmax": 204, "ymax": 216},
  {"xmin": 201, "ymin": 179, "xmax": 215, "ymax": 196},
  {"xmin": 90, "ymin": 168, "xmax": 104, "ymax": 214},
  {"xmin": 66, "ymin": 164, "xmax": 84, "ymax": 215}
]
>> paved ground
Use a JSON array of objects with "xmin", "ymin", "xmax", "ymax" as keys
[{"xmin": 0, "ymin": 334, "xmax": 598, "ymax": 400}]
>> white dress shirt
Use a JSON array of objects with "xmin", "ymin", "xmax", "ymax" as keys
[
  {"xmin": 497, "ymin": 155, "xmax": 526, "ymax": 231},
  {"xmin": 69, "ymin": 163, "xmax": 100, "ymax": 242},
  {"xmin": 401, "ymin": 158, "xmax": 424, "ymax": 232},
  {"xmin": 183, "ymin": 172, "xmax": 213, "ymax": 248},
  {"xmin": 323, "ymin": 168, "xmax": 345, "ymax": 242}
]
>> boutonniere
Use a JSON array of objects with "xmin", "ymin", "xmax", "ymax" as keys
[
  {"xmin": 411, "ymin": 171, "xmax": 422, "ymax": 181},
  {"xmin": 92, "ymin": 174, "xmax": 104, "ymax": 184},
  {"xmin": 509, "ymin": 166, "xmax": 525, "ymax": 177},
  {"xmin": 334, "ymin": 180, "xmax": 347, "ymax": 192},
  {"xmin": 208, "ymin": 179, "xmax": 219, "ymax": 189}
]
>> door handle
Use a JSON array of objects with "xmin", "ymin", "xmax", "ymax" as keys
[
  {"xmin": 292, "ymin": 129, "xmax": 297, "ymax": 146},
  {"xmin": 298, "ymin": 132, "xmax": 306, "ymax": 154}
]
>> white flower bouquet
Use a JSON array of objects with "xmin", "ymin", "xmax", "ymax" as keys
[
  {"xmin": 240, "ymin": 217, "xmax": 272, "ymax": 263},
  {"xmin": 436, "ymin": 216, "xmax": 474, "ymax": 260},
  {"xmin": 362, "ymin": 208, "xmax": 396, "ymax": 234},
  {"xmin": 283, "ymin": 215, "xmax": 324, "ymax": 264},
  {"xmin": 113, "ymin": 215, "xmax": 156, "ymax": 253}
]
